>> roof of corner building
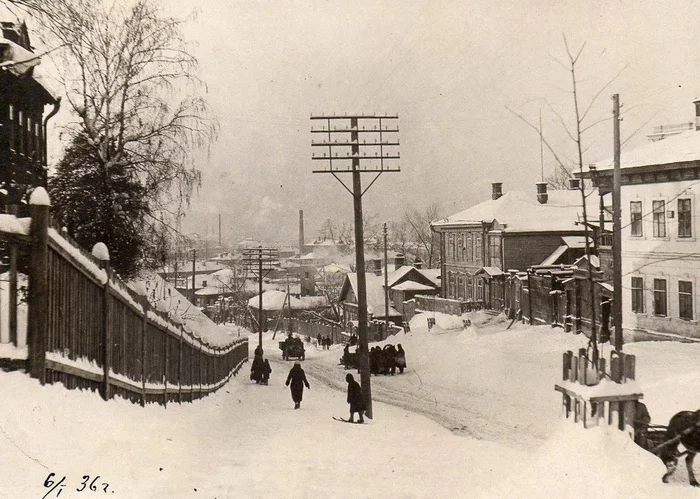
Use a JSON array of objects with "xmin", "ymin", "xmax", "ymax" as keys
[
  {"xmin": 432, "ymin": 190, "xmax": 595, "ymax": 233},
  {"xmin": 592, "ymin": 129, "xmax": 700, "ymax": 171}
]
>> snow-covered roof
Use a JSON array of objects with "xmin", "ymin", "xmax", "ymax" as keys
[
  {"xmin": 0, "ymin": 37, "xmax": 39, "ymax": 76},
  {"xmin": 592, "ymin": 129, "xmax": 700, "ymax": 171},
  {"xmin": 211, "ymin": 268, "xmax": 234, "ymax": 277},
  {"xmin": 432, "ymin": 190, "xmax": 595, "ymax": 233},
  {"xmin": 195, "ymin": 286, "xmax": 229, "ymax": 296},
  {"xmin": 319, "ymin": 262, "xmax": 352, "ymax": 274},
  {"xmin": 345, "ymin": 273, "xmax": 401, "ymax": 318},
  {"xmin": 561, "ymin": 235, "xmax": 587, "ymax": 248},
  {"xmin": 418, "ymin": 268, "xmax": 441, "ymax": 285},
  {"xmin": 540, "ymin": 245, "xmax": 568, "ymax": 266},
  {"xmin": 391, "ymin": 280, "xmax": 435, "ymax": 292},
  {"xmin": 247, "ymin": 290, "xmax": 305, "ymax": 310},
  {"xmin": 476, "ymin": 267, "xmax": 504, "ymax": 278}
]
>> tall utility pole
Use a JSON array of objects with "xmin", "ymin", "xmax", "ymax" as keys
[
  {"xmin": 311, "ymin": 114, "xmax": 400, "ymax": 420},
  {"xmin": 242, "ymin": 246, "xmax": 278, "ymax": 351},
  {"xmin": 612, "ymin": 94, "xmax": 623, "ymax": 351},
  {"xmin": 383, "ymin": 222, "xmax": 389, "ymax": 341}
]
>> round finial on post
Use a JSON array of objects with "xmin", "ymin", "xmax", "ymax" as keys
[
  {"xmin": 91, "ymin": 242, "xmax": 110, "ymax": 262},
  {"xmin": 29, "ymin": 187, "xmax": 51, "ymax": 207}
]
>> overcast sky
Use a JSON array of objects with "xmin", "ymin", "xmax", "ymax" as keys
[{"xmin": 43, "ymin": 1, "xmax": 700, "ymax": 245}]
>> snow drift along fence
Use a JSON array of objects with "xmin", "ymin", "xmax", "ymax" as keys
[{"xmin": 0, "ymin": 196, "xmax": 248, "ymax": 406}]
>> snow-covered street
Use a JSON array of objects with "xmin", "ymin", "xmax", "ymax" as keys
[{"xmin": 2, "ymin": 312, "xmax": 700, "ymax": 498}]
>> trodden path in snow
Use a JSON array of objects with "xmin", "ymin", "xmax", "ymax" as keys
[
  {"xmin": 289, "ymin": 318, "xmax": 591, "ymax": 452},
  {"xmin": 0, "ymin": 367, "xmax": 519, "ymax": 499}
]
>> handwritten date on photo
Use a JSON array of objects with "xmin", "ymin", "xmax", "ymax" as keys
[{"xmin": 43, "ymin": 472, "xmax": 114, "ymax": 498}]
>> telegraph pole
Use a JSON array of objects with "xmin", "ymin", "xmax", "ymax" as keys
[
  {"xmin": 383, "ymin": 222, "xmax": 389, "ymax": 340},
  {"xmin": 311, "ymin": 114, "xmax": 400, "ymax": 419},
  {"xmin": 612, "ymin": 94, "xmax": 623, "ymax": 351},
  {"xmin": 242, "ymin": 246, "xmax": 278, "ymax": 351}
]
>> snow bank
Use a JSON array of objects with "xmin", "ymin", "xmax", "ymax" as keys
[{"xmin": 478, "ymin": 421, "xmax": 697, "ymax": 499}]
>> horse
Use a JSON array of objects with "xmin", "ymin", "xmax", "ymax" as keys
[{"xmin": 659, "ymin": 409, "xmax": 700, "ymax": 486}]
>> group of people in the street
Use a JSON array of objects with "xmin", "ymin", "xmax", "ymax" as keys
[
  {"xmin": 316, "ymin": 334, "xmax": 333, "ymax": 350},
  {"xmin": 370, "ymin": 343, "xmax": 407, "ymax": 375},
  {"xmin": 249, "ymin": 342, "xmax": 368, "ymax": 422}
]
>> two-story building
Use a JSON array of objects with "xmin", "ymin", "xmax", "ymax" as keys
[
  {"xmin": 431, "ymin": 182, "xmax": 597, "ymax": 309},
  {"xmin": 586, "ymin": 101, "xmax": 700, "ymax": 340}
]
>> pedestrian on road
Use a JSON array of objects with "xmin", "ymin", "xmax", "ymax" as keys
[
  {"xmin": 345, "ymin": 373, "xmax": 365, "ymax": 424},
  {"xmin": 285, "ymin": 361, "xmax": 310, "ymax": 409},
  {"xmin": 261, "ymin": 359, "xmax": 272, "ymax": 385}
]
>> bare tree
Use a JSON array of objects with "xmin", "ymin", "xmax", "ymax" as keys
[
  {"xmin": 506, "ymin": 35, "xmax": 625, "ymax": 362},
  {"xmin": 13, "ymin": 0, "xmax": 217, "ymax": 236},
  {"xmin": 403, "ymin": 203, "xmax": 443, "ymax": 268},
  {"xmin": 314, "ymin": 268, "xmax": 345, "ymax": 322}
]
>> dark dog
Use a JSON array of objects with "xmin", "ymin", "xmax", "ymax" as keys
[{"xmin": 659, "ymin": 410, "xmax": 700, "ymax": 486}]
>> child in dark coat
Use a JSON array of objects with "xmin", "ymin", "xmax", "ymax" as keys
[
  {"xmin": 285, "ymin": 362, "xmax": 310, "ymax": 409},
  {"xmin": 345, "ymin": 373, "xmax": 365, "ymax": 423}
]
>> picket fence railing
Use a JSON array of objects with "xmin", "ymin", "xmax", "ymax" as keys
[{"xmin": 0, "ymin": 190, "xmax": 248, "ymax": 406}]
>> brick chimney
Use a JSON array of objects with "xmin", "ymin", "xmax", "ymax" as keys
[
  {"xmin": 492, "ymin": 182, "xmax": 503, "ymax": 200},
  {"xmin": 694, "ymin": 99, "xmax": 700, "ymax": 130},
  {"xmin": 394, "ymin": 253, "xmax": 405, "ymax": 268},
  {"xmin": 536, "ymin": 182, "xmax": 548, "ymax": 204},
  {"xmin": 413, "ymin": 257, "xmax": 423, "ymax": 269}
]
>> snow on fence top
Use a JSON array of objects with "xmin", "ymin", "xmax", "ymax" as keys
[
  {"xmin": 29, "ymin": 187, "xmax": 50, "ymax": 206},
  {"xmin": 47, "ymin": 223, "xmax": 239, "ymax": 351}
]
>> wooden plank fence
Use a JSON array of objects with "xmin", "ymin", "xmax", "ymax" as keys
[
  {"xmin": 0, "ymin": 189, "xmax": 248, "ymax": 406},
  {"xmin": 555, "ymin": 348, "xmax": 642, "ymax": 435}
]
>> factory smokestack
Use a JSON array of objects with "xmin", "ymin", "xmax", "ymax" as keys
[{"xmin": 299, "ymin": 209, "xmax": 305, "ymax": 256}]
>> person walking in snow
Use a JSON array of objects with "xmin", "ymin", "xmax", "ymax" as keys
[
  {"xmin": 250, "ymin": 355, "xmax": 264, "ymax": 383},
  {"xmin": 285, "ymin": 361, "xmax": 310, "ymax": 409},
  {"xmin": 261, "ymin": 359, "xmax": 272, "ymax": 385},
  {"xmin": 345, "ymin": 373, "xmax": 365, "ymax": 423},
  {"xmin": 395, "ymin": 344, "xmax": 407, "ymax": 374}
]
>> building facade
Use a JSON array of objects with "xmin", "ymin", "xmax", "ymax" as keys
[
  {"xmin": 0, "ymin": 21, "xmax": 60, "ymax": 208},
  {"xmin": 431, "ymin": 182, "xmax": 595, "ymax": 309},
  {"xmin": 587, "ymin": 111, "xmax": 700, "ymax": 339}
]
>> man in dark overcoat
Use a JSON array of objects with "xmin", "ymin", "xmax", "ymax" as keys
[{"xmin": 285, "ymin": 361, "xmax": 310, "ymax": 409}]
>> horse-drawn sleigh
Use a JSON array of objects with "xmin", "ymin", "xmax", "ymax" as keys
[{"xmin": 635, "ymin": 407, "xmax": 700, "ymax": 486}]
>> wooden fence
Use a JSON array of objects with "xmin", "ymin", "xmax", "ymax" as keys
[
  {"xmin": 555, "ymin": 348, "xmax": 642, "ymax": 434},
  {"xmin": 278, "ymin": 317, "xmax": 343, "ymax": 344},
  {"xmin": 0, "ymin": 190, "xmax": 248, "ymax": 406}
]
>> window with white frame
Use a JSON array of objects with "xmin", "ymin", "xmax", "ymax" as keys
[
  {"xmin": 653, "ymin": 278, "xmax": 667, "ymax": 317},
  {"xmin": 630, "ymin": 201, "xmax": 643, "ymax": 236},
  {"xmin": 652, "ymin": 200, "xmax": 666, "ymax": 238},
  {"xmin": 631, "ymin": 276, "xmax": 644, "ymax": 313},
  {"xmin": 678, "ymin": 199, "xmax": 693, "ymax": 238},
  {"xmin": 679, "ymin": 280, "xmax": 693, "ymax": 321}
]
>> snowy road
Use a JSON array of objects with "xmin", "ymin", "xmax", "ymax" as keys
[{"xmin": 288, "ymin": 313, "xmax": 591, "ymax": 452}]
